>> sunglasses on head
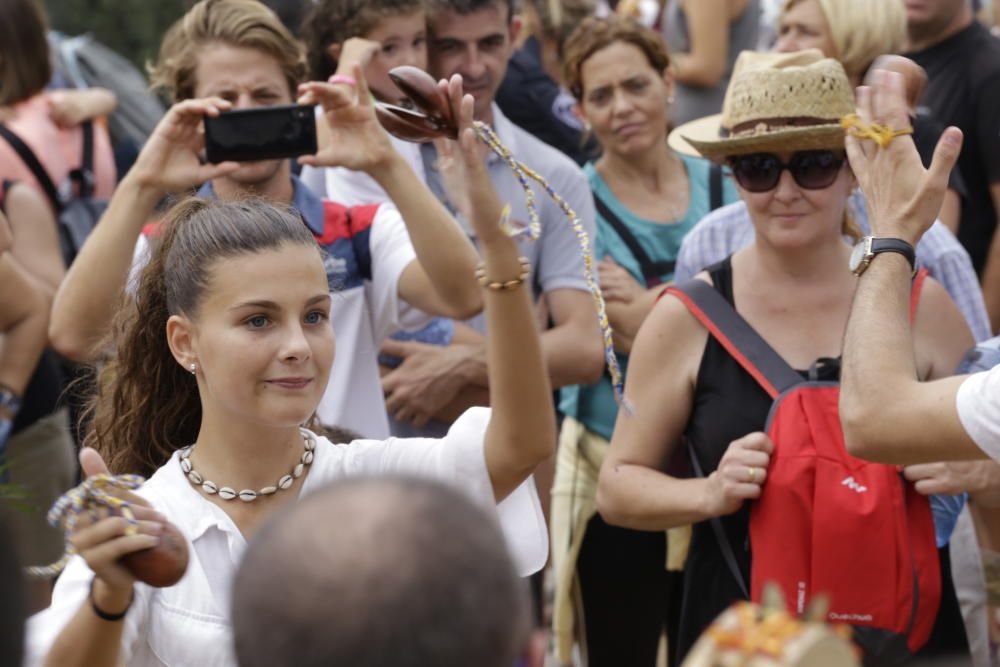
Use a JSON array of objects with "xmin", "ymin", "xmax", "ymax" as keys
[{"xmin": 727, "ymin": 150, "xmax": 846, "ymax": 193}]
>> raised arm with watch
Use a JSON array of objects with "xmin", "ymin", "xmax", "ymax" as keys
[{"xmin": 840, "ymin": 68, "xmax": 986, "ymax": 464}]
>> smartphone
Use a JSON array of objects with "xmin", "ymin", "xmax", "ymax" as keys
[{"xmin": 204, "ymin": 104, "xmax": 317, "ymax": 163}]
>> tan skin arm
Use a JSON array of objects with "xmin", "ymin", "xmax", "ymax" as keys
[
  {"xmin": 0, "ymin": 212, "xmax": 49, "ymax": 398},
  {"xmin": 976, "ymin": 182, "xmax": 1000, "ymax": 334},
  {"xmin": 840, "ymin": 70, "xmax": 985, "ymax": 463},
  {"xmin": 48, "ymin": 88, "xmax": 118, "ymax": 128},
  {"xmin": 597, "ymin": 279, "xmax": 773, "ymax": 529},
  {"xmin": 49, "ymin": 98, "xmax": 242, "ymax": 362},
  {"xmin": 670, "ymin": 0, "xmax": 741, "ymax": 88},
  {"xmin": 299, "ymin": 70, "xmax": 483, "ymax": 321},
  {"xmin": 4, "ymin": 183, "xmax": 65, "ymax": 295}
]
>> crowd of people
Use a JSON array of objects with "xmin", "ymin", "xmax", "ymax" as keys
[{"xmin": 2, "ymin": 0, "xmax": 1000, "ymax": 665}]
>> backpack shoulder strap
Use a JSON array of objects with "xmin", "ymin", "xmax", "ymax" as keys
[
  {"xmin": 0, "ymin": 124, "xmax": 62, "ymax": 211},
  {"xmin": 709, "ymin": 163, "xmax": 724, "ymax": 211},
  {"xmin": 593, "ymin": 193, "xmax": 675, "ymax": 286},
  {"xmin": 73, "ymin": 121, "xmax": 96, "ymax": 198},
  {"xmin": 910, "ymin": 267, "xmax": 928, "ymax": 324},
  {"xmin": 665, "ymin": 279, "xmax": 802, "ymax": 399},
  {"xmin": 688, "ymin": 439, "xmax": 751, "ymax": 599}
]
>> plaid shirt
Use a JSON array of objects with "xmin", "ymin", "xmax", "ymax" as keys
[{"xmin": 674, "ymin": 191, "xmax": 991, "ymax": 342}]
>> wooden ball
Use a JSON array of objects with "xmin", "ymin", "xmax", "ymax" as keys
[{"xmin": 119, "ymin": 520, "xmax": 189, "ymax": 588}]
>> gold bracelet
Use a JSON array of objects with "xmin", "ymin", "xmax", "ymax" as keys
[{"xmin": 475, "ymin": 257, "xmax": 531, "ymax": 291}]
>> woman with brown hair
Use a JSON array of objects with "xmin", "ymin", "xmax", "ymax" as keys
[
  {"xmin": 24, "ymin": 85, "xmax": 554, "ymax": 667},
  {"xmin": 598, "ymin": 50, "xmax": 972, "ymax": 663},
  {"xmin": 550, "ymin": 16, "xmax": 737, "ymax": 665},
  {"xmin": 0, "ymin": 0, "xmax": 117, "ymax": 204}
]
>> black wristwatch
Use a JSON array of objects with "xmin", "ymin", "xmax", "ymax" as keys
[{"xmin": 849, "ymin": 236, "xmax": 916, "ymax": 276}]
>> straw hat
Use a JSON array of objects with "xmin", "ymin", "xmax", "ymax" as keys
[{"xmin": 668, "ymin": 49, "xmax": 856, "ymax": 162}]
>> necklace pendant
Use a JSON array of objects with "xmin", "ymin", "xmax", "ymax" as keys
[{"xmin": 238, "ymin": 489, "xmax": 258, "ymax": 502}]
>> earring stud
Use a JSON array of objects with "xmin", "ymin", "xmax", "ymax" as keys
[{"xmin": 189, "ymin": 363, "xmax": 197, "ymax": 375}]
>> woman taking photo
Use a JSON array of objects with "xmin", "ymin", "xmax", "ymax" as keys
[
  {"xmin": 597, "ymin": 50, "xmax": 972, "ymax": 663},
  {"xmin": 25, "ymin": 77, "xmax": 553, "ymax": 667},
  {"xmin": 551, "ymin": 16, "xmax": 736, "ymax": 665}
]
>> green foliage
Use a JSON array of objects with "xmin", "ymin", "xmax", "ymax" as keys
[{"xmin": 45, "ymin": 0, "xmax": 190, "ymax": 70}]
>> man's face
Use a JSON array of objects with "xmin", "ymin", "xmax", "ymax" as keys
[
  {"xmin": 194, "ymin": 44, "xmax": 293, "ymax": 189},
  {"xmin": 427, "ymin": 2, "xmax": 520, "ymax": 120},
  {"xmin": 904, "ymin": 0, "xmax": 968, "ymax": 38}
]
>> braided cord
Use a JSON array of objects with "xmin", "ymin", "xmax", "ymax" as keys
[
  {"xmin": 26, "ymin": 474, "xmax": 146, "ymax": 578},
  {"xmin": 473, "ymin": 121, "xmax": 632, "ymax": 412}
]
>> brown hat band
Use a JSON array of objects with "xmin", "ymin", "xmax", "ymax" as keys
[{"xmin": 723, "ymin": 116, "xmax": 843, "ymax": 138}]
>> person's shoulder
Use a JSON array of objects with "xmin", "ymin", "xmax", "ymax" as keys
[{"xmin": 917, "ymin": 220, "xmax": 972, "ymax": 261}]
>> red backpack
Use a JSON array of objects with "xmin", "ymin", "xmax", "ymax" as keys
[{"xmin": 665, "ymin": 273, "xmax": 940, "ymax": 665}]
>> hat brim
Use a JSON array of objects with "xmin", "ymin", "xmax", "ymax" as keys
[{"xmin": 668, "ymin": 114, "xmax": 847, "ymax": 162}]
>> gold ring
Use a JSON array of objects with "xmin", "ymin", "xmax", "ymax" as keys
[{"xmin": 747, "ymin": 467, "xmax": 757, "ymax": 483}]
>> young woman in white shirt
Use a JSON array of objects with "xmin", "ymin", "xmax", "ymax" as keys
[{"xmin": 28, "ymin": 80, "xmax": 554, "ymax": 667}]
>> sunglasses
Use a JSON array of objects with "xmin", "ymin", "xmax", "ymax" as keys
[{"xmin": 728, "ymin": 150, "xmax": 846, "ymax": 193}]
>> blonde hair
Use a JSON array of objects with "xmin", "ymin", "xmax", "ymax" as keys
[
  {"xmin": 149, "ymin": 0, "xmax": 308, "ymax": 103},
  {"xmin": 782, "ymin": 0, "xmax": 907, "ymax": 81}
]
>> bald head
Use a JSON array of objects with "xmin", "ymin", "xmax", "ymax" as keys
[{"xmin": 232, "ymin": 477, "xmax": 531, "ymax": 667}]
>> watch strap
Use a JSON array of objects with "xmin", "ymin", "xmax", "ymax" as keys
[{"xmin": 869, "ymin": 237, "xmax": 916, "ymax": 271}]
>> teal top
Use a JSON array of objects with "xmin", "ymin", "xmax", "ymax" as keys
[{"xmin": 559, "ymin": 153, "xmax": 738, "ymax": 440}]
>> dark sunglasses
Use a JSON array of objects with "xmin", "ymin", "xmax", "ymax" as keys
[{"xmin": 728, "ymin": 150, "xmax": 846, "ymax": 193}]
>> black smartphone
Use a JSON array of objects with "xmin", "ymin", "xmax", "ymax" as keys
[{"xmin": 204, "ymin": 104, "xmax": 317, "ymax": 163}]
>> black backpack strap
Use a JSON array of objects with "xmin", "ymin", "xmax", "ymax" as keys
[
  {"xmin": 709, "ymin": 163, "xmax": 723, "ymax": 211},
  {"xmin": 0, "ymin": 124, "xmax": 62, "ymax": 211},
  {"xmin": 72, "ymin": 121, "xmax": 96, "ymax": 198},
  {"xmin": 688, "ymin": 439, "xmax": 750, "ymax": 599},
  {"xmin": 593, "ymin": 194, "xmax": 675, "ymax": 287},
  {"xmin": 664, "ymin": 279, "xmax": 802, "ymax": 398}
]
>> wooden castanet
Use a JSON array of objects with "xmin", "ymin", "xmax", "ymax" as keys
[
  {"xmin": 119, "ymin": 518, "xmax": 189, "ymax": 588},
  {"xmin": 375, "ymin": 66, "xmax": 459, "ymax": 142}
]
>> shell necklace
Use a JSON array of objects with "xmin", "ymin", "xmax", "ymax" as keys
[{"xmin": 179, "ymin": 429, "xmax": 316, "ymax": 502}]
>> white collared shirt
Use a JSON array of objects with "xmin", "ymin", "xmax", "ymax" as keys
[{"xmin": 25, "ymin": 408, "xmax": 546, "ymax": 667}]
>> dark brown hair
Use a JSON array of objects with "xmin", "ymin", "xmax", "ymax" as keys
[
  {"xmin": 562, "ymin": 15, "xmax": 671, "ymax": 100},
  {"xmin": 84, "ymin": 198, "xmax": 321, "ymax": 476},
  {"xmin": 148, "ymin": 0, "xmax": 308, "ymax": 103},
  {"xmin": 0, "ymin": 0, "xmax": 53, "ymax": 107},
  {"xmin": 301, "ymin": 0, "xmax": 425, "ymax": 81}
]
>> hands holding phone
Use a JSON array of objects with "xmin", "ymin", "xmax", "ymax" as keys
[{"xmin": 129, "ymin": 98, "xmax": 242, "ymax": 196}]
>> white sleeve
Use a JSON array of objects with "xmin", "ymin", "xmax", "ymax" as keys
[
  {"xmin": 23, "ymin": 556, "xmax": 150, "ymax": 667},
  {"xmin": 342, "ymin": 407, "xmax": 548, "ymax": 576},
  {"xmin": 956, "ymin": 368, "xmax": 1000, "ymax": 461},
  {"xmin": 366, "ymin": 203, "xmax": 430, "ymax": 341}
]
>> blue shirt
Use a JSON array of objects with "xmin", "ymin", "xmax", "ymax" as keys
[{"xmin": 560, "ymin": 154, "xmax": 738, "ymax": 440}]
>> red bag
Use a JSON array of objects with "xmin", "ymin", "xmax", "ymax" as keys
[{"xmin": 665, "ymin": 274, "xmax": 940, "ymax": 664}]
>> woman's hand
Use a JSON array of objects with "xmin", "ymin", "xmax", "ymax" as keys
[
  {"xmin": 297, "ymin": 66, "xmax": 397, "ymax": 175},
  {"xmin": 705, "ymin": 432, "xmax": 773, "ymax": 517},
  {"xmin": 846, "ymin": 69, "xmax": 962, "ymax": 246},
  {"xmin": 433, "ymin": 75, "xmax": 508, "ymax": 246},
  {"xmin": 128, "ymin": 98, "xmax": 241, "ymax": 195},
  {"xmin": 69, "ymin": 449, "xmax": 164, "ymax": 600},
  {"xmin": 598, "ymin": 257, "xmax": 645, "ymax": 303}
]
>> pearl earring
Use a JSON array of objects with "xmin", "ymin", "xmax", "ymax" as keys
[{"xmin": 189, "ymin": 363, "xmax": 197, "ymax": 375}]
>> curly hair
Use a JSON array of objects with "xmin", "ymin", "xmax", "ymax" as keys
[
  {"xmin": 148, "ymin": 0, "xmax": 308, "ymax": 103},
  {"xmin": 301, "ymin": 0, "xmax": 426, "ymax": 81},
  {"xmin": 562, "ymin": 15, "xmax": 670, "ymax": 101},
  {"xmin": 83, "ymin": 198, "xmax": 321, "ymax": 476}
]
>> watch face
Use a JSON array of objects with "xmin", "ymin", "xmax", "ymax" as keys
[{"xmin": 849, "ymin": 240, "xmax": 867, "ymax": 273}]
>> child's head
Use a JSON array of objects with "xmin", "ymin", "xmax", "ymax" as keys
[
  {"xmin": 302, "ymin": 0, "xmax": 427, "ymax": 102},
  {"xmin": 86, "ymin": 198, "xmax": 334, "ymax": 476}
]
